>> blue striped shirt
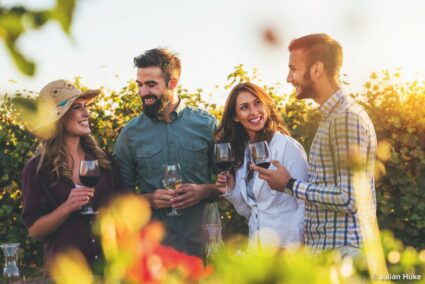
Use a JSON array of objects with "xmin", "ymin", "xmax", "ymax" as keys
[{"xmin": 288, "ymin": 90, "xmax": 377, "ymax": 253}]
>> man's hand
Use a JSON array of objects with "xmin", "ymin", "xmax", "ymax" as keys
[
  {"xmin": 171, "ymin": 184, "xmax": 208, "ymax": 209},
  {"xmin": 250, "ymin": 160, "xmax": 291, "ymax": 191},
  {"xmin": 144, "ymin": 189, "xmax": 174, "ymax": 209}
]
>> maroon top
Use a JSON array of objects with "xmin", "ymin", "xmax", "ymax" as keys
[{"xmin": 21, "ymin": 152, "xmax": 125, "ymax": 270}]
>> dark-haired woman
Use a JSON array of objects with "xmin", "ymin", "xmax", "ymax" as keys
[
  {"xmin": 21, "ymin": 80, "xmax": 124, "ymax": 271},
  {"xmin": 215, "ymin": 83, "xmax": 308, "ymax": 249}
]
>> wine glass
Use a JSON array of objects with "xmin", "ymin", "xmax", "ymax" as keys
[
  {"xmin": 202, "ymin": 203, "xmax": 224, "ymax": 264},
  {"xmin": 248, "ymin": 141, "xmax": 271, "ymax": 169},
  {"xmin": 79, "ymin": 160, "xmax": 100, "ymax": 215},
  {"xmin": 1, "ymin": 243, "xmax": 20, "ymax": 281},
  {"xmin": 214, "ymin": 143, "xmax": 234, "ymax": 194},
  {"xmin": 162, "ymin": 162, "xmax": 183, "ymax": 217}
]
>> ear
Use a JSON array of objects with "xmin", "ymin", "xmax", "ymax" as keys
[
  {"xmin": 310, "ymin": 61, "xmax": 324, "ymax": 79},
  {"xmin": 167, "ymin": 77, "xmax": 178, "ymax": 90}
]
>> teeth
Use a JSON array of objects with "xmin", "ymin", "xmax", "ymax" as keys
[
  {"xmin": 144, "ymin": 97, "xmax": 156, "ymax": 103},
  {"xmin": 249, "ymin": 117, "xmax": 261, "ymax": 123},
  {"xmin": 79, "ymin": 121, "xmax": 89, "ymax": 126}
]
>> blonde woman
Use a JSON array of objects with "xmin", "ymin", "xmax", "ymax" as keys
[{"xmin": 21, "ymin": 80, "xmax": 124, "ymax": 271}]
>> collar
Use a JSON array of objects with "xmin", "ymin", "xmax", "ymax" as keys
[
  {"xmin": 319, "ymin": 89, "xmax": 344, "ymax": 119},
  {"xmin": 156, "ymin": 97, "xmax": 186, "ymax": 122}
]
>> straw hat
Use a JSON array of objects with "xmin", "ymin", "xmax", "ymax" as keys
[{"xmin": 31, "ymin": 79, "xmax": 100, "ymax": 136}]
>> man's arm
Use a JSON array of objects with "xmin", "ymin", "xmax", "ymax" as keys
[
  {"xmin": 113, "ymin": 128, "xmax": 137, "ymax": 190},
  {"xmin": 290, "ymin": 112, "xmax": 371, "ymax": 213},
  {"xmin": 254, "ymin": 112, "xmax": 371, "ymax": 214}
]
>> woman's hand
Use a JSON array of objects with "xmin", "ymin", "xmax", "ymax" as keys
[
  {"xmin": 28, "ymin": 186, "xmax": 94, "ymax": 240},
  {"xmin": 215, "ymin": 171, "xmax": 235, "ymax": 194},
  {"xmin": 63, "ymin": 186, "xmax": 94, "ymax": 214}
]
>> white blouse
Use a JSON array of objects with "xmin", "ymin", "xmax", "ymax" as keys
[{"xmin": 224, "ymin": 132, "xmax": 308, "ymax": 249}]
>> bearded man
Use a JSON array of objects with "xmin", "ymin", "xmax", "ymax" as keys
[{"xmin": 114, "ymin": 48, "xmax": 220, "ymax": 257}]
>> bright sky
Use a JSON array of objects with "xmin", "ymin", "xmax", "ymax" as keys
[{"xmin": 2, "ymin": 0, "xmax": 425, "ymax": 104}]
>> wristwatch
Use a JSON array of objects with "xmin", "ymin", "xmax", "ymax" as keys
[{"xmin": 285, "ymin": 178, "xmax": 296, "ymax": 192}]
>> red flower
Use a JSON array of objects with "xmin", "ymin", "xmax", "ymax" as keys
[
  {"xmin": 126, "ymin": 223, "xmax": 213, "ymax": 283},
  {"xmin": 155, "ymin": 245, "xmax": 213, "ymax": 281}
]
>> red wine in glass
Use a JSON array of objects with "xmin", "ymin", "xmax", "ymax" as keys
[
  {"xmin": 256, "ymin": 161, "xmax": 271, "ymax": 169},
  {"xmin": 214, "ymin": 143, "xmax": 234, "ymax": 195},
  {"xmin": 215, "ymin": 160, "xmax": 234, "ymax": 172},
  {"xmin": 249, "ymin": 141, "xmax": 271, "ymax": 172},
  {"xmin": 79, "ymin": 160, "xmax": 100, "ymax": 215},
  {"xmin": 79, "ymin": 176, "xmax": 100, "ymax": 188}
]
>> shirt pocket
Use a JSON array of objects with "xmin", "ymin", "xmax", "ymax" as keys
[
  {"xmin": 136, "ymin": 144, "xmax": 163, "ymax": 177},
  {"xmin": 179, "ymin": 139, "xmax": 209, "ymax": 173}
]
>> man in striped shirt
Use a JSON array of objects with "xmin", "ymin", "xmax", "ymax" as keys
[{"xmin": 253, "ymin": 34, "xmax": 377, "ymax": 256}]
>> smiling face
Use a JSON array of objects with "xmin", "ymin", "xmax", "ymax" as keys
[
  {"xmin": 287, "ymin": 48, "xmax": 316, "ymax": 100},
  {"xmin": 136, "ymin": 66, "xmax": 172, "ymax": 118},
  {"xmin": 62, "ymin": 98, "xmax": 91, "ymax": 137},
  {"xmin": 234, "ymin": 91, "xmax": 268, "ymax": 141}
]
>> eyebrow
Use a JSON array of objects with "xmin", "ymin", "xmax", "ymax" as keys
[
  {"xmin": 136, "ymin": 80, "xmax": 157, "ymax": 85},
  {"xmin": 239, "ymin": 98, "xmax": 259, "ymax": 107}
]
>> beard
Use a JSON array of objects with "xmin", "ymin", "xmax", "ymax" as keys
[
  {"xmin": 296, "ymin": 70, "xmax": 317, "ymax": 100},
  {"xmin": 141, "ymin": 93, "xmax": 170, "ymax": 119}
]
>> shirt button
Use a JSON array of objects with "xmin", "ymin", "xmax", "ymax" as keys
[
  {"xmin": 94, "ymin": 255, "xmax": 98, "ymax": 259},
  {"xmin": 92, "ymin": 239, "xmax": 95, "ymax": 243},
  {"xmin": 89, "ymin": 221, "xmax": 93, "ymax": 225}
]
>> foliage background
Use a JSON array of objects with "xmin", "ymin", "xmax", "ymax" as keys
[{"xmin": 0, "ymin": 67, "xmax": 424, "ymax": 273}]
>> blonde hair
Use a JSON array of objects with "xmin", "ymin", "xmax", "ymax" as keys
[{"xmin": 35, "ymin": 117, "xmax": 111, "ymax": 184}]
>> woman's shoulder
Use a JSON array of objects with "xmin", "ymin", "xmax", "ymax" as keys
[
  {"xmin": 22, "ymin": 155, "xmax": 51, "ymax": 181},
  {"xmin": 271, "ymin": 132, "xmax": 299, "ymax": 146},
  {"xmin": 271, "ymin": 132, "xmax": 306, "ymax": 155},
  {"xmin": 23, "ymin": 155, "xmax": 41, "ymax": 174}
]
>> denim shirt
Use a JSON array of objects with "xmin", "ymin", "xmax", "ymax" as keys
[{"xmin": 113, "ymin": 100, "xmax": 217, "ymax": 256}]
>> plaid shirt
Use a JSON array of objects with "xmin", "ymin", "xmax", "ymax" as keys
[{"xmin": 288, "ymin": 89, "xmax": 377, "ymax": 253}]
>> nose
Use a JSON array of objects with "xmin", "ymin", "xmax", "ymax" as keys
[
  {"xmin": 286, "ymin": 72, "xmax": 292, "ymax": 83},
  {"xmin": 82, "ymin": 105, "xmax": 90, "ymax": 117},
  {"xmin": 138, "ymin": 85, "xmax": 149, "ymax": 96},
  {"xmin": 251, "ymin": 105, "xmax": 261, "ymax": 115}
]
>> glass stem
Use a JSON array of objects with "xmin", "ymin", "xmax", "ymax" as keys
[{"xmin": 225, "ymin": 171, "xmax": 229, "ymax": 193}]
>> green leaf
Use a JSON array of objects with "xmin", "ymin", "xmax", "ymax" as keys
[
  {"xmin": 5, "ymin": 38, "xmax": 35, "ymax": 75},
  {"xmin": 53, "ymin": 0, "xmax": 76, "ymax": 34}
]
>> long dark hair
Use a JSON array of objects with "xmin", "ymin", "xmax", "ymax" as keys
[{"xmin": 215, "ymin": 83, "xmax": 290, "ymax": 170}]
